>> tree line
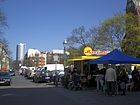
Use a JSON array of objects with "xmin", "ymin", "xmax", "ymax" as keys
[
  {"xmin": 0, "ymin": 0, "xmax": 12, "ymax": 69},
  {"xmin": 66, "ymin": 12, "xmax": 140, "ymax": 58}
]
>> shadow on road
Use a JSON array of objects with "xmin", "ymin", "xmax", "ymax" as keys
[{"xmin": 0, "ymin": 86, "xmax": 140, "ymax": 105}]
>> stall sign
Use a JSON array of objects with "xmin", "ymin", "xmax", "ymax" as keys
[{"xmin": 84, "ymin": 47, "xmax": 110, "ymax": 56}]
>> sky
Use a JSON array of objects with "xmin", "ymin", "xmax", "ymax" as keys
[{"xmin": 2, "ymin": 0, "xmax": 126, "ymax": 59}]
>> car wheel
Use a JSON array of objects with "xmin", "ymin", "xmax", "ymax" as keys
[
  {"xmin": 36, "ymin": 79, "xmax": 39, "ymax": 83},
  {"xmin": 7, "ymin": 82, "xmax": 11, "ymax": 86},
  {"xmin": 36, "ymin": 78, "xmax": 40, "ymax": 83},
  {"xmin": 34, "ymin": 78, "xmax": 37, "ymax": 83},
  {"xmin": 33, "ymin": 78, "xmax": 35, "ymax": 82}
]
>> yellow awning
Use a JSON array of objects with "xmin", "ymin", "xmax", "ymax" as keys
[
  {"xmin": 68, "ymin": 56, "xmax": 100, "ymax": 61},
  {"xmin": 132, "ymin": 64, "xmax": 140, "ymax": 67}
]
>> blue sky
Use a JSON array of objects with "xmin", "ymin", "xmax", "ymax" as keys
[{"xmin": 3, "ymin": 0, "xmax": 126, "ymax": 59}]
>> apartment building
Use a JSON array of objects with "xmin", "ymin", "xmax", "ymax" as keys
[{"xmin": 25, "ymin": 48, "xmax": 46, "ymax": 67}]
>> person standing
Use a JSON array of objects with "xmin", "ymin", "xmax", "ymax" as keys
[
  {"xmin": 131, "ymin": 67, "xmax": 139, "ymax": 91},
  {"xmin": 105, "ymin": 65, "xmax": 117, "ymax": 96},
  {"xmin": 118, "ymin": 69, "xmax": 128, "ymax": 95}
]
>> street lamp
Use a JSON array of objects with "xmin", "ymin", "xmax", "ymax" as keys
[
  {"xmin": 63, "ymin": 39, "xmax": 67, "ymax": 52},
  {"xmin": 53, "ymin": 54, "xmax": 59, "ymax": 87},
  {"xmin": 63, "ymin": 39, "xmax": 67, "ymax": 67}
]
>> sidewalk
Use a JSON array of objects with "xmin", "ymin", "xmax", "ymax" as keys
[{"xmin": 61, "ymin": 86, "xmax": 140, "ymax": 105}]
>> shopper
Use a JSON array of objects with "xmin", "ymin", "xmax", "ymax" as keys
[
  {"xmin": 105, "ymin": 65, "xmax": 117, "ymax": 96},
  {"xmin": 131, "ymin": 67, "xmax": 139, "ymax": 91},
  {"xmin": 118, "ymin": 69, "xmax": 128, "ymax": 95}
]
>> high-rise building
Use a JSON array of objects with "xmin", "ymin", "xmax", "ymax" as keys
[{"xmin": 16, "ymin": 43, "xmax": 26, "ymax": 65}]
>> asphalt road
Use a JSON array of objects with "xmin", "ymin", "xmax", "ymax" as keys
[{"xmin": 0, "ymin": 75, "xmax": 140, "ymax": 105}]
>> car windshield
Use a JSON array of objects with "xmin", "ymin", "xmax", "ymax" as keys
[
  {"xmin": 9, "ymin": 70, "xmax": 14, "ymax": 72},
  {"xmin": 0, "ymin": 71, "xmax": 10, "ymax": 76}
]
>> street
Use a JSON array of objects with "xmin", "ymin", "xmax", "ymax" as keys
[{"xmin": 0, "ymin": 75, "xmax": 140, "ymax": 105}]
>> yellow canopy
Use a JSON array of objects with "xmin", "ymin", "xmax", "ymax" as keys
[
  {"xmin": 68, "ymin": 56, "xmax": 100, "ymax": 61},
  {"xmin": 132, "ymin": 64, "xmax": 140, "ymax": 67}
]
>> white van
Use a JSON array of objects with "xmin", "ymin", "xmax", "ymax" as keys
[
  {"xmin": 44, "ymin": 64, "xmax": 65, "ymax": 76},
  {"xmin": 43, "ymin": 64, "xmax": 64, "ymax": 71}
]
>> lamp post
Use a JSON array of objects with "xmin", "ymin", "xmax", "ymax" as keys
[
  {"xmin": 53, "ymin": 54, "xmax": 59, "ymax": 87},
  {"xmin": 63, "ymin": 39, "xmax": 67, "ymax": 68}
]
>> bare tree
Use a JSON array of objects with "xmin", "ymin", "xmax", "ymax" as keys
[
  {"xmin": 0, "ymin": 1, "xmax": 7, "ymax": 35},
  {"xmin": 96, "ymin": 13, "xmax": 125, "ymax": 51},
  {"xmin": 67, "ymin": 26, "xmax": 91, "ymax": 48},
  {"xmin": 67, "ymin": 13, "xmax": 125, "ymax": 52},
  {"xmin": 0, "ymin": 0, "xmax": 11, "ymax": 69},
  {"xmin": 0, "ymin": 0, "xmax": 8, "ymax": 48}
]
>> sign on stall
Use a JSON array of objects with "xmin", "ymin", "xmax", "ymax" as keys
[{"xmin": 84, "ymin": 46, "xmax": 110, "ymax": 56}]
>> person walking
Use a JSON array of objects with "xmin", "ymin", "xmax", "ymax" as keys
[
  {"xmin": 131, "ymin": 67, "xmax": 140, "ymax": 91},
  {"xmin": 118, "ymin": 69, "xmax": 128, "ymax": 95},
  {"xmin": 105, "ymin": 65, "xmax": 117, "ymax": 96}
]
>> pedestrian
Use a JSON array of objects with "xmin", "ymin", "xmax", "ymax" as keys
[
  {"xmin": 95, "ymin": 68, "xmax": 104, "ymax": 91},
  {"xmin": 131, "ymin": 67, "xmax": 140, "ymax": 91},
  {"xmin": 105, "ymin": 65, "xmax": 117, "ymax": 96},
  {"xmin": 118, "ymin": 69, "xmax": 128, "ymax": 95},
  {"xmin": 73, "ymin": 72, "xmax": 81, "ymax": 90},
  {"xmin": 64, "ymin": 70, "xmax": 70, "ymax": 88}
]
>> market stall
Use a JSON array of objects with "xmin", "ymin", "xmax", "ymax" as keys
[{"xmin": 90, "ymin": 49, "xmax": 140, "ymax": 64}]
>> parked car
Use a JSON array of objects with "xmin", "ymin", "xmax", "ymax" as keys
[
  {"xmin": 0, "ymin": 70, "xmax": 11, "ymax": 86},
  {"xmin": 33, "ymin": 69, "xmax": 52, "ymax": 83},
  {"xmin": 24, "ymin": 68, "xmax": 36, "ymax": 79},
  {"xmin": 26, "ymin": 67, "xmax": 36, "ymax": 79},
  {"xmin": 50, "ymin": 70, "xmax": 64, "ymax": 82},
  {"xmin": 9, "ymin": 69, "xmax": 16, "ymax": 76}
]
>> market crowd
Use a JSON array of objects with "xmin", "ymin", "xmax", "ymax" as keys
[{"xmin": 62, "ymin": 65, "xmax": 140, "ymax": 96}]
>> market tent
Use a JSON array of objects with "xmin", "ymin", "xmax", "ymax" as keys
[{"xmin": 90, "ymin": 49, "xmax": 140, "ymax": 64}]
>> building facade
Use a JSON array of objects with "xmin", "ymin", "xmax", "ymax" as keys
[
  {"xmin": 38, "ymin": 52, "xmax": 47, "ymax": 67},
  {"xmin": 47, "ymin": 50, "xmax": 69, "ymax": 64},
  {"xmin": 46, "ymin": 50, "xmax": 66, "ymax": 64},
  {"xmin": 25, "ymin": 48, "xmax": 46, "ymax": 67}
]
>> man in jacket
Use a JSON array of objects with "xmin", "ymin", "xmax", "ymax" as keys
[{"xmin": 105, "ymin": 65, "xmax": 117, "ymax": 96}]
